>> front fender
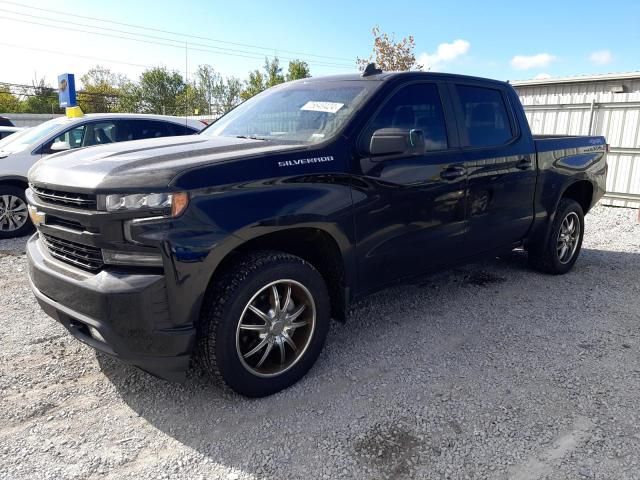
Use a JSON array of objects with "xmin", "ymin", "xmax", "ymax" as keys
[{"xmin": 131, "ymin": 174, "xmax": 356, "ymax": 328}]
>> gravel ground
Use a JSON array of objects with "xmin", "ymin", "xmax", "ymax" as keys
[{"xmin": 1, "ymin": 204, "xmax": 639, "ymax": 480}]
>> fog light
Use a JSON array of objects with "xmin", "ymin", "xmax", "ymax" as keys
[
  {"xmin": 102, "ymin": 250, "xmax": 163, "ymax": 267},
  {"xmin": 88, "ymin": 326, "xmax": 106, "ymax": 343}
]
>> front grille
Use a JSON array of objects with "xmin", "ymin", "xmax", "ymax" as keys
[
  {"xmin": 32, "ymin": 185, "xmax": 97, "ymax": 210},
  {"xmin": 41, "ymin": 233, "xmax": 104, "ymax": 271},
  {"xmin": 46, "ymin": 216, "xmax": 84, "ymax": 231}
]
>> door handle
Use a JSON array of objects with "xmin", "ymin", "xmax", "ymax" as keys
[
  {"xmin": 440, "ymin": 166, "xmax": 466, "ymax": 180},
  {"xmin": 515, "ymin": 157, "xmax": 533, "ymax": 170}
]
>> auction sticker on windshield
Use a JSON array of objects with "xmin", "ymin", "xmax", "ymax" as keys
[{"xmin": 301, "ymin": 101, "xmax": 344, "ymax": 114}]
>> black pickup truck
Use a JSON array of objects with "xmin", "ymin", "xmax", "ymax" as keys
[{"xmin": 26, "ymin": 68, "xmax": 607, "ymax": 397}]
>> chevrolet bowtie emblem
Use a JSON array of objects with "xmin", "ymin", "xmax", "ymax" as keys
[{"xmin": 28, "ymin": 205, "xmax": 46, "ymax": 227}]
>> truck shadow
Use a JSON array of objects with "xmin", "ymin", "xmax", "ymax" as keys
[{"xmin": 97, "ymin": 246, "xmax": 640, "ymax": 477}]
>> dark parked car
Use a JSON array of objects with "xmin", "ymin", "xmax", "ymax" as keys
[
  {"xmin": 0, "ymin": 116, "xmax": 14, "ymax": 127},
  {"xmin": 26, "ymin": 67, "xmax": 608, "ymax": 396}
]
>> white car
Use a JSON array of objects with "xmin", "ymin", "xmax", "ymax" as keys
[
  {"xmin": 0, "ymin": 114, "xmax": 204, "ymax": 238},
  {"xmin": 0, "ymin": 126, "xmax": 22, "ymax": 141}
]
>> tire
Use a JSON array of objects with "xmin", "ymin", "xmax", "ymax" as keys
[
  {"xmin": 198, "ymin": 250, "xmax": 331, "ymax": 397},
  {"xmin": 0, "ymin": 185, "xmax": 33, "ymax": 239},
  {"xmin": 528, "ymin": 198, "xmax": 584, "ymax": 274}
]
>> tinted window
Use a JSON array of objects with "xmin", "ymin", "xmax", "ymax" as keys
[
  {"xmin": 456, "ymin": 85, "xmax": 513, "ymax": 147},
  {"xmin": 365, "ymin": 83, "xmax": 448, "ymax": 151},
  {"xmin": 116, "ymin": 120, "xmax": 194, "ymax": 141},
  {"xmin": 85, "ymin": 121, "xmax": 117, "ymax": 146},
  {"xmin": 138, "ymin": 120, "xmax": 172, "ymax": 139}
]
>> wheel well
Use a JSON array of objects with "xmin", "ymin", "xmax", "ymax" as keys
[
  {"xmin": 562, "ymin": 181, "xmax": 593, "ymax": 213},
  {"xmin": 213, "ymin": 228, "xmax": 347, "ymax": 321},
  {"xmin": 0, "ymin": 179, "xmax": 28, "ymax": 192}
]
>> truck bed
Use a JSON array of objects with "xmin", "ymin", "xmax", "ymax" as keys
[{"xmin": 533, "ymin": 134, "xmax": 607, "ymax": 153}]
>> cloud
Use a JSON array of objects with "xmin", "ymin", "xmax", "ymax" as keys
[
  {"xmin": 534, "ymin": 73, "xmax": 552, "ymax": 80},
  {"xmin": 418, "ymin": 40, "xmax": 471, "ymax": 71},
  {"xmin": 590, "ymin": 50, "xmax": 613, "ymax": 65},
  {"xmin": 510, "ymin": 53, "xmax": 556, "ymax": 70}
]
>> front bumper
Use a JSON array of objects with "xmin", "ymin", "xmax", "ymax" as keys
[{"xmin": 26, "ymin": 234, "xmax": 195, "ymax": 381}]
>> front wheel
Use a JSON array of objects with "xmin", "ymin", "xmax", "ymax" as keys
[
  {"xmin": 198, "ymin": 251, "xmax": 331, "ymax": 397},
  {"xmin": 528, "ymin": 198, "xmax": 585, "ymax": 274},
  {"xmin": 0, "ymin": 185, "xmax": 33, "ymax": 239}
]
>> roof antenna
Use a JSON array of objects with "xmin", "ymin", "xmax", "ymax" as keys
[{"xmin": 362, "ymin": 63, "xmax": 383, "ymax": 77}]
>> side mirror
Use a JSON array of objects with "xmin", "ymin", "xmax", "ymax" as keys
[
  {"xmin": 369, "ymin": 128, "xmax": 425, "ymax": 156},
  {"xmin": 49, "ymin": 141, "xmax": 71, "ymax": 153}
]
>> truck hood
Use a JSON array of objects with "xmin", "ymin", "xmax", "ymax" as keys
[{"xmin": 28, "ymin": 135, "xmax": 304, "ymax": 191}]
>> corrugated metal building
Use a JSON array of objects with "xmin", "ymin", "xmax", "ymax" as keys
[{"xmin": 513, "ymin": 72, "xmax": 640, "ymax": 208}]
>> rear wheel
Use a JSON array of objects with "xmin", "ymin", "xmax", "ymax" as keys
[
  {"xmin": 198, "ymin": 251, "xmax": 330, "ymax": 397},
  {"xmin": 0, "ymin": 185, "xmax": 32, "ymax": 239},
  {"xmin": 528, "ymin": 198, "xmax": 584, "ymax": 274}
]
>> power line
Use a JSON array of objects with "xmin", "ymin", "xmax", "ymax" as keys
[
  {"xmin": 0, "ymin": 41, "xmax": 151, "ymax": 70},
  {"xmin": 0, "ymin": 14, "xmax": 353, "ymax": 70},
  {"xmin": 0, "ymin": 0, "xmax": 356, "ymax": 64},
  {"xmin": 0, "ymin": 8, "xmax": 291, "ymax": 64}
]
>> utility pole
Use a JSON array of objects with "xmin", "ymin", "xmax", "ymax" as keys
[{"xmin": 185, "ymin": 42, "xmax": 189, "ymax": 119}]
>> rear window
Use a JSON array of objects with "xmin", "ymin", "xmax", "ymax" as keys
[{"xmin": 456, "ymin": 85, "xmax": 514, "ymax": 148}]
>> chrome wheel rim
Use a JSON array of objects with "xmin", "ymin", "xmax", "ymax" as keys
[
  {"xmin": 236, "ymin": 279, "xmax": 316, "ymax": 378},
  {"xmin": 556, "ymin": 212, "xmax": 580, "ymax": 264},
  {"xmin": 0, "ymin": 195, "xmax": 28, "ymax": 232}
]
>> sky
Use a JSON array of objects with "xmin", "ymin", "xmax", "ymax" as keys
[{"xmin": 1, "ymin": 0, "xmax": 639, "ymax": 89}]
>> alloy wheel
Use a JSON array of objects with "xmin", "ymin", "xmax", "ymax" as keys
[
  {"xmin": 0, "ymin": 195, "xmax": 28, "ymax": 232},
  {"xmin": 236, "ymin": 279, "xmax": 316, "ymax": 377},
  {"xmin": 556, "ymin": 212, "xmax": 580, "ymax": 264}
]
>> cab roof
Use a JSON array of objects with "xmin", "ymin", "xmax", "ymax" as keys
[{"xmin": 297, "ymin": 71, "xmax": 510, "ymax": 87}]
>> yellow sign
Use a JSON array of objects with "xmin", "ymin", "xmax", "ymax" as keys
[{"xmin": 65, "ymin": 106, "xmax": 84, "ymax": 118}]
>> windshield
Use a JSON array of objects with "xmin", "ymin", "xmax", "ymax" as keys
[
  {"xmin": 0, "ymin": 117, "xmax": 70, "ymax": 153},
  {"xmin": 202, "ymin": 81, "xmax": 372, "ymax": 144}
]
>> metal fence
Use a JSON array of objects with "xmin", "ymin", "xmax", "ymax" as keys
[{"xmin": 514, "ymin": 73, "xmax": 640, "ymax": 208}]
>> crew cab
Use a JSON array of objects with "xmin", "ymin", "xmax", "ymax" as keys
[
  {"xmin": 0, "ymin": 114, "xmax": 204, "ymax": 237},
  {"xmin": 26, "ymin": 68, "xmax": 607, "ymax": 397}
]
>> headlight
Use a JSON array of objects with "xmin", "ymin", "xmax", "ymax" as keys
[{"xmin": 104, "ymin": 192, "xmax": 189, "ymax": 217}]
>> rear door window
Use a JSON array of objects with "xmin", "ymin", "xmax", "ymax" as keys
[
  {"xmin": 134, "ymin": 120, "xmax": 195, "ymax": 139},
  {"xmin": 84, "ymin": 121, "xmax": 117, "ymax": 146},
  {"xmin": 137, "ymin": 120, "xmax": 172, "ymax": 139},
  {"xmin": 455, "ymin": 85, "xmax": 514, "ymax": 148}
]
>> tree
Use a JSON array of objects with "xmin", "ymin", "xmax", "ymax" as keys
[
  {"xmin": 115, "ymin": 80, "xmax": 141, "ymax": 113},
  {"xmin": 78, "ymin": 66, "xmax": 126, "ymax": 113},
  {"xmin": 134, "ymin": 67, "xmax": 186, "ymax": 115},
  {"xmin": 21, "ymin": 77, "xmax": 61, "ymax": 114},
  {"xmin": 357, "ymin": 25, "xmax": 420, "ymax": 71},
  {"xmin": 264, "ymin": 57, "xmax": 285, "ymax": 88},
  {"xmin": 286, "ymin": 60, "xmax": 311, "ymax": 81},
  {"xmin": 176, "ymin": 82, "xmax": 208, "ymax": 116},
  {"xmin": 194, "ymin": 65, "xmax": 221, "ymax": 115},
  {"xmin": 213, "ymin": 76, "xmax": 242, "ymax": 115},
  {"xmin": 0, "ymin": 88, "xmax": 21, "ymax": 113},
  {"xmin": 241, "ymin": 57, "xmax": 289, "ymax": 101},
  {"xmin": 241, "ymin": 69, "xmax": 266, "ymax": 101}
]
